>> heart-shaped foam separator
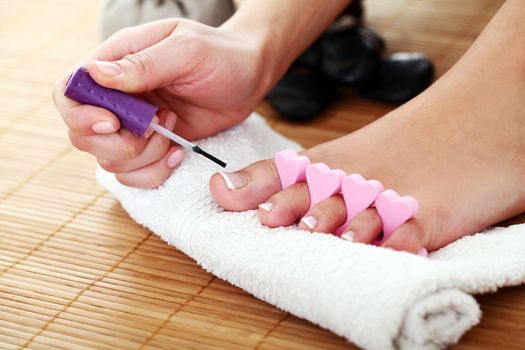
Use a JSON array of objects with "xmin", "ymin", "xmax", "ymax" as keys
[
  {"xmin": 305, "ymin": 163, "xmax": 346, "ymax": 210},
  {"xmin": 275, "ymin": 150, "xmax": 311, "ymax": 190},
  {"xmin": 274, "ymin": 150, "xmax": 310, "ymax": 190},
  {"xmin": 335, "ymin": 174, "xmax": 384, "ymax": 236},
  {"xmin": 375, "ymin": 189, "xmax": 419, "ymax": 244}
]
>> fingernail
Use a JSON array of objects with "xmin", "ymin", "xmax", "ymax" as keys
[
  {"xmin": 167, "ymin": 149, "xmax": 184, "ymax": 168},
  {"xmin": 165, "ymin": 113, "xmax": 177, "ymax": 131},
  {"xmin": 92, "ymin": 121, "xmax": 117, "ymax": 134},
  {"xmin": 341, "ymin": 231, "xmax": 355, "ymax": 242},
  {"xmin": 145, "ymin": 116, "xmax": 159, "ymax": 138},
  {"xmin": 417, "ymin": 247, "xmax": 428, "ymax": 257},
  {"xmin": 301, "ymin": 216, "xmax": 318, "ymax": 230},
  {"xmin": 218, "ymin": 171, "xmax": 248, "ymax": 190},
  {"xmin": 93, "ymin": 61, "xmax": 121, "ymax": 76},
  {"xmin": 258, "ymin": 202, "xmax": 273, "ymax": 212}
]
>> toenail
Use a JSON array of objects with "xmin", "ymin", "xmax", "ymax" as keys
[
  {"xmin": 258, "ymin": 202, "xmax": 274, "ymax": 212},
  {"xmin": 341, "ymin": 231, "xmax": 355, "ymax": 241},
  {"xmin": 301, "ymin": 216, "xmax": 318, "ymax": 230},
  {"xmin": 218, "ymin": 171, "xmax": 248, "ymax": 190}
]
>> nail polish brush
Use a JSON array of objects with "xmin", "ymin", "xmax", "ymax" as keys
[{"xmin": 64, "ymin": 67, "xmax": 227, "ymax": 168}]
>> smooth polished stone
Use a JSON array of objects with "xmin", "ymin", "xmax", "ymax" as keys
[
  {"xmin": 267, "ymin": 67, "xmax": 335, "ymax": 122},
  {"xmin": 321, "ymin": 26, "xmax": 384, "ymax": 86},
  {"xmin": 360, "ymin": 52, "xmax": 435, "ymax": 103}
]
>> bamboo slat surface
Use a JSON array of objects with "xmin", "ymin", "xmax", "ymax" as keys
[{"xmin": 1, "ymin": 0, "xmax": 524, "ymax": 349}]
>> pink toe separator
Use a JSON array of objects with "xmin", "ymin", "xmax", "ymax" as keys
[
  {"xmin": 305, "ymin": 163, "xmax": 345, "ymax": 209},
  {"xmin": 335, "ymin": 174, "xmax": 384, "ymax": 236},
  {"xmin": 274, "ymin": 150, "xmax": 428, "ymax": 257},
  {"xmin": 375, "ymin": 189, "xmax": 419, "ymax": 243},
  {"xmin": 275, "ymin": 151, "xmax": 346, "ymax": 210},
  {"xmin": 275, "ymin": 150, "xmax": 310, "ymax": 190},
  {"xmin": 274, "ymin": 149, "xmax": 345, "ymax": 214}
]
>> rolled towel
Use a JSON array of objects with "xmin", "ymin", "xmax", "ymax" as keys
[{"xmin": 97, "ymin": 113, "xmax": 525, "ymax": 349}]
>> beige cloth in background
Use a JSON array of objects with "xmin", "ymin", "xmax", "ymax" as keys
[{"xmin": 101, "ymin": 0, "xmax": 236, "ymax": 39}]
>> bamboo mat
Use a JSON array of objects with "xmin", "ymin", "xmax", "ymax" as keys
[{"xmin": 1, "ymin": 0, "xmax": 524, "ymax": 349}]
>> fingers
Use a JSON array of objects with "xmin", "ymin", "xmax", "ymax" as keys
[
  {"xmin": 84, "ymin": 22, "xmax": 196, "ymax": 93},
  {"xmin": 56, "ymin": 71, "xmax": 155, "ymax": 162},
  {"xmin": 170, "ymin": 100, "xmax": 249, "ymax": 140},
  {"xmin": 87, "ymin": 19, "xmax": 181, "ymax": 63},
  {"xmin": 93, "ymin": 109, "xmax": 184, "ymax": 189},
  {"xmin": 69, "ymin": 128, "xmax": 149, "ymax": 161},
  {"xmin": 63, "ymin": 104, "xmax": 120, "ymax": 136},
  {"xmin": 116, "ymin": 146, "xmax": 185, "ymax": 188},
  {"xmin": 53, "ymin": 73, "xmax": 121, "ymax": 137},
  {"xmin": 98, "ymin": 110, "xmax": 177, "ymax": 173}
]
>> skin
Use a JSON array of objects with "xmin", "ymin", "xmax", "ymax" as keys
[
  {"xmin": 210, "ymin": 0, "xmax": 525, "ymax": 253},
  {"xmin": 54, "ymin": 0, "xmax": 525, "ymax": 253},
  {"xmin": 53, "ymin": 0, "xmax": 350, "ymax": 188}
]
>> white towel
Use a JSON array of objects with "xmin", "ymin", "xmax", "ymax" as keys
[{"xmin": 97, "ymin": 114, "xmax": 525, "ymax": 350}]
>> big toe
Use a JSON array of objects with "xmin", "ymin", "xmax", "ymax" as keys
[{"xmin": 210, "ymin": 159, "xmax": 282, "ymax": 211}]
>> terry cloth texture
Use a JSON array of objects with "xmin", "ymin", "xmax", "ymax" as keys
[{"xmin": 97, "ymin": 113, "xmax": 525, "ymax": 350}]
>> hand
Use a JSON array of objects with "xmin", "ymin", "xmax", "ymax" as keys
[{"xmin": 53, "ymin": 18, "xmax": 267, "ymax": 188}]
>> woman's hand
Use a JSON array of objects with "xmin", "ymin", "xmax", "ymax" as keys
[
  {"xmin": 53, "ymin": 18, "xmax": 267, "ymax": 188},
  {"xmin": 53, "ymin": 0, "xmax": 349, "ymax": 188}
]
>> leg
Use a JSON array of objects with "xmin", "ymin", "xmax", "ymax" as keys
[{"xmin": 210, "ymin": 0, "xmax": 525, "ymax": 253}]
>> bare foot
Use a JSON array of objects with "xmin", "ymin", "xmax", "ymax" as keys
[{"xmin": 209, "ymin": 1, "xmax": 525, "ymax": 253}]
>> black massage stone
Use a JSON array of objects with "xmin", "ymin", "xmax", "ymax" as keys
[
  {"xmin": 360, "ymin": 52, "xmax": 435, "ymax": 103},
  {"xmin": 267, "ymin": 67, "xmax": 335, "ymax": 122},
  {"xmin": 320, "ymin": 26, "xmax": 384, "ymax": 87}
]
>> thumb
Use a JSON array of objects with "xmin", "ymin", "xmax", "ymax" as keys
[{"xmin": 85, "ymin": 41, "xmax": 184, "ymax": 93}]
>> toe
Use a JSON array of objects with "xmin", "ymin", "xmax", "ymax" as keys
[
  {"xmin": 210, "ymin": 159, "xmax": 282, "ymax": 211},
  {"xmin": 344, "ymin": 208, "xmax": 383, "ymax": 243},
  {"xmin": 258, "ymin": 183, "xmax": 311, "ymax": 228},
  {"xmin": 381, "ymin": 220, "xmax": 426, "ymax": 254},
  {"xmin": 298, "ymin": 194, "xmax": 346, "ymax": 233}
]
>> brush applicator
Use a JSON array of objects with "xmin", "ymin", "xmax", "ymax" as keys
[{"xmin": 64, "ymin": 67, "xmax": 227, "ymax": 168}]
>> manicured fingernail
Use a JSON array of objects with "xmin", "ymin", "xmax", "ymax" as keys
[
  {"xmin": 92, "ymin": 121, "xmax": 117, "ymax": 134},
  {"xmin": 167, "ymin": 149, "xmax": 184, "ymax": 168},
  {"xmin": 165, "ymin": 112, "xmax": 177, "ymax": 131},
  {"xmin": 258, "ymin": 202, "xmax": 273, "ymax": 212},
  {"xmin": 93, "ymin": 61, "xmax": 121, "ymax": 76},
  {"xmin": 301, "ymin": 216, "xmax": 318, "ymax": 230},
  {"xmin": 145, "ymin": 116, "xmax": 159, "ymax": 138},
  {"xmin": 218, "ymin": 171, "xmax": 248, "ymax": 190},
  {"xmin": 417, "ymin": 247, "xmax": 428, "ymax": 257},
  {"xmin": 341, "ymin": 231, "xmax": 355, "ymax": 242}
]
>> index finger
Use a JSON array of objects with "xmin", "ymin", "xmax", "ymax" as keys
[{"xmin": 83, "ymin": 19, "xmax": 180, "ymax": 64}]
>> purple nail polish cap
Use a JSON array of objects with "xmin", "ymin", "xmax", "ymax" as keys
[{"xmin": 64, "ymin": 67, "xmax": 158, "ymax": 137}]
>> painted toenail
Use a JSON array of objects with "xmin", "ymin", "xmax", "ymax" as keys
[
  {"xmin": 258, "ymin": 202, "xmax": 274, "ymax": 212},
  {"xmin": 301, "ymin": 216, "xmax": 318, "ymax": 230},
  {"xmin": 341, "ymin": 231, "xmax": 355, "ymax": 241},
  {"xmin": 218, "ymin": 171, "xmax": 248, "ymax": 190}
]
